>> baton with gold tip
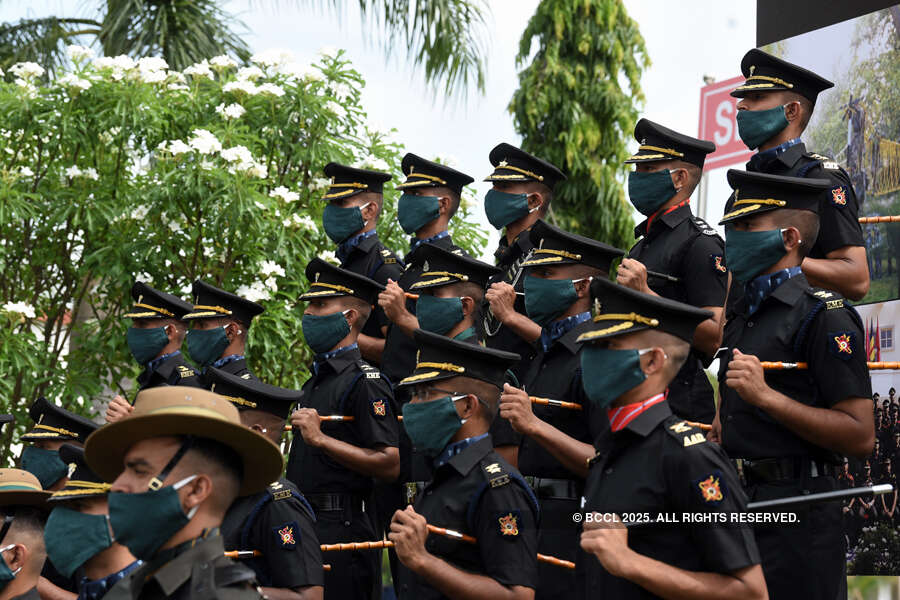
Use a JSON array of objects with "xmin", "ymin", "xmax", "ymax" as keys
[
  {"xmin": 859, "ymin": 216, "xmax": 900, "ymax": 224},
  {"xmin": 319, "ymin": 524, "xmax": 575, "ymax": 570}
]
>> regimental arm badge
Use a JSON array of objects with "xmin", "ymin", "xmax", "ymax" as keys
[
  {"xmin": 694, "ymin": 472, "xmax": 726, "ymax": 505},
  {"xmin": 711, "ymin": 254, "xmax": 727, "ymax": 274},
  {"xmin": 829, "ymin": 331, "xmax": 856, "ymax": 360},
  {"xmin": 372, "ymin": 399, "xmax": 386, "ymax": 417},
  {"xmin": 831, "ymin": 186, "xmax": 847, "ymax": 206},
  {"xmin": 274, "ymin": 522, "xmax": 298, "ymax": 549},
  {"xmin": 498, "ymin": 512, "xmax": 519, "ymax": 536}
]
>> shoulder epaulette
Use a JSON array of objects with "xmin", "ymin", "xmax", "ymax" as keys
[
  {"xmin": 664, "ymin": 417, "xmax": 707, "ymax": 448},
  {"xmin": 806, "ymin": 152, "xmax": 842, "ymax": 171},
  {"xmin": 806, "ymin": 288, "xmax": 846, "ymax": 310},
  {"xmin": 691, "ymin": 216, "xmax": 719, "ymax": 236}
]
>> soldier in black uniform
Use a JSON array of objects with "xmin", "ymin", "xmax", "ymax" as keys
[
  {"xmin": 42, "ymin": 444, "xmax": 141, "ymax": 600},
  {"xmin": 729, "ymin": 48, "xmax": 869, "ymax": 301},
  {"xmin": 715, "ymin": 169, "xmax": 874, "ymax": 598},
  {"xmin": 482, "ymin": 143, "xmax": 567, "ymax": 381},
  {"xmin": 18, "ymin": 398, "xmax": 98, "ymax": 598},
  {"xmin": 494, "ymin": 220, "xmax": 621, "ymax": 600},
  {"xmin": 321, "ymin": 162, "xmax": 404, "ymax": 365},
  {"xmin": 377, "ymin": 153, "xmax": 474, "ymax": 389},
  {"xmin": 181, "ymin": 280, "xmax": 265, "ymax": 380},
  {"xmin": 208, "ymin": 368, "xmax": 323, "ymax": 600},
  {"xmin": 286, "ymin": 259, "xmax": 399, "ymax": 600},
  {"xmin": 0, "ymin": 469, "xmax": 52, "ymax": 600},
  {"xmin": 388, "ymin": 329, "xmax": 538, "ymax": 600},
  {"xmin": 122, "ymin": 281, "xmax": 202, "ymax": 391},
  {"xmin": 617, "ymin": 119, "xmax": 724, "ymax": 424},
  {"xmin": 84, "ymin": 386, "xmax": 285, "ymax": 600},
  {"xmin": 575, "ymin": 278, "xmax": 765, "ymax": 600}
]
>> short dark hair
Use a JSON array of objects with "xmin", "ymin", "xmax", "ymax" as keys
[
  {"xmin": 785, "ymin": 91, "xmax": 815, "ymax": 131},
  {"xmin": 183, "ymin": 436, "xmax": 243, "ymax": 508},
  {"xmin": 774, "ymin": 209, "xmax": 819, "ymax": 258}
]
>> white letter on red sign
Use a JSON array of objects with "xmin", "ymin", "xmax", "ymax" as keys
[{"xmin": 714, "ymin": 101, "xmax": 734, "ymax": 146}]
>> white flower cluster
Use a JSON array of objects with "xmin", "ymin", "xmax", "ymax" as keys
[
  {"xmin": 319, "ymin": 250, "xmax": 338, "ymax": 264},
  {"xmin": 66, "ymin": 45, "xmax": 94, "ymax": 62},
  {"xmin": 10, "ymin": 62, "xmax": 45, "ymax": 80},
  {"xmin": 58, "ymin": 73, "xmax": 92, "ymax": 93},
  {"xmin": 210, "ymin": 55, "xmax": 238, "ymax": 69},
  {"xmin": 260, "ymin": 260, "xmax": 286, "ymax": 278},
  {"xmin": 93, "ymin": 55, "xmax": 136, "ymax": 81},
  {"xmin": 65, "ymin": 165, "xmax": 99, "ymax": 180},
  {"xmin": 188, "ymin": 129, "xmax": 223, "ymax": 155},
  {"xmin": 184, "ymin": 59, "xmax": 213, "ymax": 79},
  {"xmin": 222, "ymin": 80, "xmax": 285, "ymax": 98},
  {"xmin": 136, "ymin": 57, "xmax": 168, "ymax": 84},
  {"xmin": 215, "ymin": 102, "xmax": 246, "ymax": 120},
  {"xmin": 235, "ymin": 280, "xmax": 272, "ymax": 303},
  {"xmin": 282, "ymin": 213, "xmax": 315, "ymax": 230},
  {"xmin": 237, "ymin": 66, "xmax": 264, "ymax": 81},
  {"xmin": 157, "ymin": 139, "xmax": 192, "ymax": 156},
  {"xmin": 358, "ymin": 157, "xmax": 390, "ymax": 172},
  {"xmin": 3, "ymin": 301, "xmax": 36, "ymax": 319},
  {"xmin": 269, "ymin": 186, "xmax": 299, "ymax": 202}
]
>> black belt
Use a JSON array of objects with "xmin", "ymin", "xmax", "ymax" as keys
[
  {"xmin": 524, "ymin": 476, "xmax": 582, "ymax": 500},
  {"xmin": 734, "ymin": 457, "xmax": 837, "ymax": 487},
  {"xmin": 306, "ymin": 493, "xmax": 367, "ymax": 513}
]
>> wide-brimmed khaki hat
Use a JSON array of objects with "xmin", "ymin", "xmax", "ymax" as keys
[
  {"xmin": 0, "ymin": 469, "xmax": 51, "ymax": 508},
  {"xmin": 84, "ymin": 387, "xmax": 283, "ymax": 495}
]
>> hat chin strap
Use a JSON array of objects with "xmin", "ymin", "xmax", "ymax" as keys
[{"xmin": 148, "ymin": 436, "xmax": 194, "ymax": 491}]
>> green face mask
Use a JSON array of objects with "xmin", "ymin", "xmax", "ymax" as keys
[
  {"xmin": 736, "ymin": 104, "xmax": 790, "ymax": 150},
  {"xmin": 186, "ymin": 326, "xmax": 230, "ymax": 367},
  {"xmin": 20, "ymin": 446, "xmax": 68, "ymax": 489},
  {"xmin": 484, "ymin": 189, "xmax": 533, "ymax": 229},
  {"xmin": 415, "ymin": 295, "xmax": 464, "ymax": 336},
  {"xmin": 301, "ymin": 310, "xmax": 351, "ymax": 354},
  {"xmin": 724, "ymin": 228, "xmax": 787, "ymax": 283},
  {"xmin": 580, "ymin": 346, "xmax": 652, "ymax": 409},
  {"xmin": 127, "ymin": 326, "xmax": 169, "ymax": 365},
  {"xmin": 627, "ymin": 170, "xmax": 678, "ymax": 216},
  {"xmin": 398, "ymin": 193, "xmax": 441, "ymax": 234},
  {"xmin": 323, "ymin": 203, "xmax": 367, "ymax": 244},
  {"xmin": 45, "ymin": 507, "xmax": 113, "ymax": 577},
  {"xmin": 108, "ymin": 474, "xmax": 198, "ymax": 560},
  {"xmin": 402, "ymin": 395, "xmax": 467, "ymax": 456},
  {"xmin": 0, "ymin": 544, "xmax": 19, "ymax": 591},
  {"xmin": 524, "ymin": 275, "xmax": 586, "ymax": 327}
]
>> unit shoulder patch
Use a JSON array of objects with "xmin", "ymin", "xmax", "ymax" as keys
[
  {"xmin": 829, "ymin": 331, "xmax": 856, "ymax": 360},
  {"xmin": 274, "ymin": 522, "xmax": 298, "ymax": 549},
  {"xmin": 371, "ymin": 398, "xmax": 387, "ymax": 417},
  {"xmin": 497, "ymin": 511, "xmax": 520, "ymax": 536},
  {"xmin": 694, "ymin": 472, "xmax": 726, "ymax": 505},
  {"xmin": 710, "ymin": 254, "xmax": 727, "ymax": 274},
  {"xmin": 831, "ymin": 186, "xmax": 847, "ymax": 207}
]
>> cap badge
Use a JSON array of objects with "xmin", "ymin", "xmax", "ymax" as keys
[
  {"xmin": 749, "ymin": 65, "xmax": 756, "ymax": 75},
  {"xmin": 498, "ymin": 160, "xmax": 508, "ymax": 167},
  {"xmin": 314, "ymin": 272, "xmax": 320, "ymax": 282},
  {"xmin": 137, "ymin": 294, "xmax": 143, "ymax": 304},
  {"xmin": 422, "ymin": 260, "xmax": 430, "ymax": 272}
]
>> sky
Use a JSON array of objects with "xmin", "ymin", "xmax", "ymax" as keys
[{"xmin": 0, "ymin": 0, "xmax": 757, "ymax": 256}]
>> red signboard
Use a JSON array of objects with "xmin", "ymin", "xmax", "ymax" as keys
[{"xmin": 698, "ymin": 75, "xmax": 754, "ymax": 170}]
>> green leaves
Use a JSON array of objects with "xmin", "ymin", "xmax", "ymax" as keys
[{"xmin": 510, "ymin": 0, "xmax": 647, "ymax": 250}]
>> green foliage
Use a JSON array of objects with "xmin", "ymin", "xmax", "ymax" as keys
[
  {"xmin": 509, "ymin": 0, "xmax": 648, "ymax": 250},
  {"xmin": 0, "ymin": 47, "xmax": 485, "ymax": 463},
  {"xmin": 849, "ymin": 522, "xmax": 900, "ymax": 575}
]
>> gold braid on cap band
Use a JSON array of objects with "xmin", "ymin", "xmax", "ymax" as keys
[
  {"xmin": 191, "ymin": 305, "xmax": 233, "ymax": 315},
  {"xmin": 492, "ymin": 164, "xmax": 544, "ymax": 181},
  {"xmin": 51, "ymin": 481, "xmax": 111, "ymax": 496},
  {"xmin": 534, "ymin": 248, "xmax": 582, "ymax": 261},
  {"xmin": 30, "ymin": 424, "xmax": 79, "ymax": 438},
  {"xmin": 399, "ymin": 172, "xmax": 447, "ymax": 185},
  {"xmin": 733, "ymin": 198, "xmax": 787, "ymax": 208},
  {"xmin": 593, "ymin": 313, "xmax": 660, "ymax": 327},
  {"xmin": 132, "ymin": 303, "xmax": 174, "ymax": 317},
  {"xmin": 415, "ymin": 362, "xmax": 465, "ymax": 374},
  {"xmin": 305, "ymin": 282, "xmax": 354, "ymax": 295},
  {"xmin": 742, "ymin": 74, "xmax": 793, "ymax": 89},
  {"xmin": 419, "ymin": 271, "xmax": 468, "ymax": 281},
  {"xmin": 637, "ymin": 145, "xmax": 684, "ymax": 158},
  {"xmin": 222, "ymin": 395, "xmax": 257, "ymax": 409}
]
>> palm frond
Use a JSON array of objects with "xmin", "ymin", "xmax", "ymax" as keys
[
  {"xmin": 0, "ymin": 17, "xmax": 101, "ymax": 73},
  {"xmin": 307, "ymin": 0, "xmax": 490, "ymax": 97},
  {"xmin": 99, "ymin": 0, "xmax": 251, "ymax": 70}
]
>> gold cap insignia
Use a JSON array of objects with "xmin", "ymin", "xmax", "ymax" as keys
[{"xmin": 498, "ymin": 160, "xmax": 508, "ymax": 167}]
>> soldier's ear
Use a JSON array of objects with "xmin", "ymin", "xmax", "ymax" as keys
[{"xmin": 460, "ymin": 296, "xmax": 475, "ymax": 317}]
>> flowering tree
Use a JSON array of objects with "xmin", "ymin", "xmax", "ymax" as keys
[{"xmin": 0, "ymin": 45, "xmax": 486, "ymax": 458}]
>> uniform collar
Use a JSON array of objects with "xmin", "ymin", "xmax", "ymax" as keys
[
  {"xmin": 635, "ymin": 200, "xmax": 692, "ymax": 238},
  {"xmin": 452, "ymin": 326, "xmax": 477, "ymax": 342},
  {"xmin": 312, "ymin": 343, "xmax": 359, "ymax": 376},
  {"xmin": 757, "ymin": 137, "xmax": 802, "ymax": 159},
  {"xmin": 337, "ymin": 230, "xmax": 378, "ymax": 263},
  {"xmin": 433, "ymin": 432, "xmax": 490, "ymax": 469},
  {"xmin": 146, "ymin": 350, "xmax": 180, "ymax": 372},
  {"xmin": 607, "ymin": 392, "xmax": 666, "ymax": 433},
  {"xmin": 146, "ymin": 530, "xmax": 222, "ymax": 597},
  {"xmin": 765, "ymin": 271, "xmax": 808, "ymax": 308},
  {"xmin": 744, "ymin": 266, "xmax": 803, "ymax": 315},
  {"xmin": 146, "ymin": 351, "xmax": 183, "ymax": 379},
  {"xmin": 617, "ymin": 398, "xmax": 672, "ymax": 437},
  {"xmin": 495, "ymin": 228, "xmax": 534, "ymax": 266},
  {"xmin": 540, "ymin": 312, "xmax": 591, "ymax": 353},
  {"xmin": 748, "ymin": 140, "xmax": 806, "ymax": 171},
  {"xmin": 440, "ymin": 434, "xmax": 494, "ymax": 476},
  {"xmin": 409, "ymin": 230, "xmax": 449, "ymax": 253},
  {"xmin": 210, "ymin": 354, "xmax": 244, "ymax": 369},
  {"xmin": 79, "ymin": 560, "xmax": 143, "ymax": 600}
]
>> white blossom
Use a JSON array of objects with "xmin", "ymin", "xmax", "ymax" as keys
[
  {"xmin": 10, "ymin": 62, "xmax": 45, "ymax": 80},
  {"xmin": 257, "ymin": 83, "xmax": 285, "ymax": 97},
  {"xmin": 282, "ymin": 63, "xmax": 323, "ymax": 81},
  {"xmin": 65, "ymin": 165, "xmax": 82, "ymax": 178},
  {"xmin": 184, "ymin": 60, "xmax": 213, "ymax": 79},
  {"xmin": 167, "ymin": 83, "xmax": 189, "ymax": 92},
  {"xmin": 158, "ymin": 139, "xmax": 192, "ymax": 156},
  {"xmin": 245, "ymin": 162, "xmax": 268, "ymax": 179},
  {"xmin": 215, "ymin": 102, "xmax": 245, "ymax": 120},
  {"xmin": 138, "ymin": 69, "xmax": 167, "ymax": 84},
  {"xmin": 260, "ymin": 260, "xmax": 286, "ymax": 278},
  {"xmin": 319, "ymin": 250, "xmax": 338, "ymax": 264},
  {"xmin": 3, "ymin": 301, "xmax": 36, "ymax": 319},
  {"xmin": 235, "ymin": 281, "xmax": 271, "ymax": 302},
  {"xmin": 58, "ymin": 73, "xmax": 92, "ymax": 92},
  {"xmin": 237, "ymin": 66, "xmax": 264, "ymax": 81},
  {"xmin": 251, "ymin": 48, "xmax": 296, "ymax": 67},
  {"xmin": 130, "ymin": 205, "xmax": 150, "ymax": 220},
  {"xmin": 254, "ymin": 200, "xmax": 267, "ymax": 210},
  {"xmin": 14, "ymin": 79, "xmax": 38, "ymax": 98},
  {"xmin": 210, "ymin": 55, "xmax": 238, "ymax": 69},
  {"xmin": 18, "ymin": 166, "xmax": 34, "ymax": 177},
  {"xmin": 67, "ymin": 45, "xmax": 94, "ymax": 62},
  {"xmin": 359, "ymin": 157, "xmax": 390, "ymax": 172},
  {"xmin": 318, "ymin": 46, "xmax": 339, "ymax": 59},
  {"xmin": 310, "ymin": 177, "xmax": 331, "ymax": 191},
  {"xmin": 223, "ymin": 80, "xmax": 258, "ymax": 95},
  {"xmin": 220, "ymin": 145, "xmax": 254, "ymax": 164},
  {"xmin": 325, "ymin": 101, "xmax": 347, "ymax": 119},
  {"xmin": 188, "ymin": 129, "xmax": 222, "ymax": 155},
  {"xmin": 331, "ymin": 82, "xmax": 352, "ymax": 101},
  {"xmin": 137, "ymin": 57, "xmax": 168, "ymax": 72},
  {"xmin": 269, "ymin": 186, "xmax": 299, "ymax": 202}
]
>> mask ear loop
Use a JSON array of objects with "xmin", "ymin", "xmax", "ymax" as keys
[
  {"xmin": 173, "ymin": 474, "xmax": 201, "ymax": 519},
  {"xmin": 147, "ymin": 436, "xmax": 194, "ymax": 491}
]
